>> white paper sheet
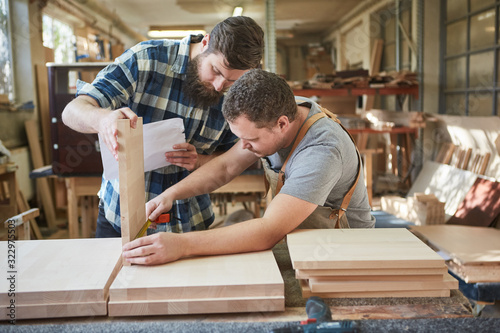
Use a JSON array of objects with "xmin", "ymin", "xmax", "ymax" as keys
[{"xmin": 99, "ymin": 118, "xmax": 185, "ymax": 180}]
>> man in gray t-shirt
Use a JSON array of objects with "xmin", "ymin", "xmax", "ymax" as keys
[{"xmin": 121, "ymin": 69, "xmax": 375, "ymax": 266}]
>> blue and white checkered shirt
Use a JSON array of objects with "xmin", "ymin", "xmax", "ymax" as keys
[{"xmin": 76, "ymin": 35, "xmax": 238, "ymax": 233}]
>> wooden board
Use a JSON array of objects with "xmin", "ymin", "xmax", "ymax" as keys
[
  {"xmin": 407, "ymin": 161, "xmax": 478, "ymax": 219},
  {"xmin": 410, "ymin": 225, "xmax": 500, "ymax": 265},
  {"xmin": 295, "ymin": 266, "xmax": 448, "ymax": 279},
  {"xmin": 447, "ymin": 260, "xmax": 500, "ymax": 283},
  {"xmin": 117, "ymin": 118, "xmax": 146, "ymax": 252},
  {"xmin": 109, "ymin": 250, "xmax": 285, "ymax": 316},
  {"xmin": 300, "ymin": 280, "xmax": 451, "ymax": 299},
  {"xmin": 308, "ymin": 273, "xmax": 458, "ymax": 293},
  {"xmin": 446, "ymin": 178, "xmax": 500, "ymax": 227},
  {"xmin": 109, "ymin": 296, "xmax": 284, "ymax": 317},
  {"xmin": 287, "ymin": 229, "xmax": 444, "ymax": 270},
  {"xmin": 0, "ymin": 238, "xmax": 122, "ymax": 320}
]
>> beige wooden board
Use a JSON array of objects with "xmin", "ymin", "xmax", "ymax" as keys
[
  {"xmin": 109, "ymin": 250, "xmax": 284, "ymax": 302},
  {"xmin": 300, "ymin": 280, "xmax": 450, "ymax": 298},
  {"xmin": 407, "ymin": 161, "xmax": 478, "ymax": 218},
  {"xmin": 308, "ymin": 273, "xmax": 458, "ymax": 293},
  {"xmin": 0, "ymin": 301, "xmax": 107, "ymax": 320},
  {"xmin": 410, "ymin": 225, "xmax": 500, "ymax": 264},
  {"xmin": 296, "ymin": 266, "xmax": 448, "ymax": 279},
  {"xmin": 307, "ymin": 274, "xmax": 445, "ymax": 282},
  {"xmin": 0, "ymin": 238, "xmax": 122, "ymax": 308},
  {"xmin": 287, "ymin": 229, "xmax": 444, "ymax": 270},
  {"xmin": 117, "ymin": 118, "xmax": 146, "ymax": 250},
  {"xmin": 108, "ymin": 296, "xmax": 284, "ymax": 316},
  {"xmin": 447, "ymin": 260, "xmax": 500, "ymax": 283}
]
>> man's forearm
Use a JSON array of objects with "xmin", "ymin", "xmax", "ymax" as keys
[{"xmin": 62, "ymin": 95, "xmax": 109, "ymax": 133}]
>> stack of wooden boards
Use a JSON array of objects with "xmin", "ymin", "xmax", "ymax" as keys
[
  {"xmin": 0, "ymin": 239, "xmax": 284, "ymax": 320},
  {"xmin": 410, "ymin": 225, "xmax": 500, "ymax": 283},
  {"xmin": 0, "ymin": 238, "xmax": 122, "ymax": 320},
  {"xmin": 108, "ymin": 250, "xmax": 284, "ymax": 316},
  {"xmin": 287, "ymin": 229, "xmax": 458, "ymax": 298}
]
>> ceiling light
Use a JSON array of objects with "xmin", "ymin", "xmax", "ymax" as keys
[
  {"xmin": 148, "ymin": 25, "xmax": 206, "ymax": 39},
  {"xmin": 232, "ymin": 6, "xmax": 243, "ymax": 16}
]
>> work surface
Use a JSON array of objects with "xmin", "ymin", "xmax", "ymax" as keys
[{"xmin": 2, "ymin": 241, "xmax": 486, "ymax": 332}]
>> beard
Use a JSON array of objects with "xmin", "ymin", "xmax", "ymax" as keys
[{"xmin": 183, "ymin": 54, "xmax": 225, "ymax": 109}]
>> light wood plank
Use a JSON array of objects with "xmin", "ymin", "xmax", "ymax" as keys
[
  {"xmin": 295, "ymin": 266, "xmax": 448, "ymax": 279},
  {"xmin": 108, "ymin": 296, "xmax": 284, "ymax": 317},
  {"xmin": 0, "ymin": 301, "xmax": 107, "ymax": 320},
  {"xmin": 410, "ymin": 225, "xmax": 500, "ymax": 265},
  {"xmin": 117, "ymin": 118, "xmax": 146, "ymax": 257},
  {"xmin": 287, "ymin": 229, "xmax": 444, "ymax": 270},
  {"xmin": 308, "ymin": 273, "xmax": 458, "ymax": 293},
  {"xmin": 300, "ymin": 280, "xmax": 450, "ymax": 299},
  {"xmin": 109, "ymin": 250, "xmax": 284, "ymax": 302},
  {"xmin": 24, "ymin": 120, "xmax": 57, "ymax": 228},
  {"xmin": 0, "ymin": 238, "xmax": 122, "ymax": 307}
]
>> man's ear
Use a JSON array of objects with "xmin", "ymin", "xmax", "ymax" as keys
[
  {"xmin": 276, "ymin": 115, "xmax": 289, "ymax": 131},
  {"xmin": 201, "ymin": 34, "xmax": 210, "ymax": 52}
]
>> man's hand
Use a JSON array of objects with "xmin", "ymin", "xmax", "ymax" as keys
[
  {"xmin": 146, "ymin": 193, "xmax": 174, "ymax": 222},
  {"xmin": 99, "ymin": 107, "xmax": 138, "ymax": 160},
  {"xmin": 122, "ymin": 232, "xmax": 186, "ymax": 265},
  {"xmin": 165, "ymin": 143, "xmax": 198, "ymax": 171}
]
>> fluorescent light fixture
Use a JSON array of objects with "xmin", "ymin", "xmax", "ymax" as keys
[
  {"xmin": 148, "ymin": 25, "xmax": 206, "ymax": 39},
  {"xmin": 232, "ymin": 6, "xmax": 243, "ymax": 16}
]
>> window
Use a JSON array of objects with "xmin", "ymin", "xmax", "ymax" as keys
[
  {"xmin": 441, "ymin": 0, "xmax": 499, "ymax": 116},
  {"xmin": 0, "ymin": 0, "xmax": 14, "ymax": 102},
  {"xmin": 376, "ymin": 0, "xmax": 413, "ymax": 110},
  {"xmin": 42, "ymin": 15, "xmax": 75, "ymax": 64}
]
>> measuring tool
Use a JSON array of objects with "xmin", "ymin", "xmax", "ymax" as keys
[{"xmin": 134, "ymin": 213, "xmax": 171, "ymax": 239}]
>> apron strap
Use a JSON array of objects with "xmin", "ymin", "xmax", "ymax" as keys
[{"xmin": 275, "ymin": 112, "xmax": 327, "ymax": 194}]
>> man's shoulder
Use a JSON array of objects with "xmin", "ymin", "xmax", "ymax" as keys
[{"xmin": 125, "ymin": 40, "xmax": 181, "ymax": 60}]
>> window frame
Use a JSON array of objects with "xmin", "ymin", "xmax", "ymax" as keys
[{"xmin": 440, "ymin": 0, "xmax": 500, "ymax": 116}]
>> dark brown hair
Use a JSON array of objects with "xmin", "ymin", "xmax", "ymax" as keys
[
  {"xmin": 207, "ymin": 16, "xmax": 264, "ymax": 70},
  {"xmin": 222, "ymin": 69, "xmax": 298, "ymax": 128}
]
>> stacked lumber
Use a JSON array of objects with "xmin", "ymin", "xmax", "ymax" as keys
[
  {"xmin": 381, "ymin": 193, "xmax": 445, "ymax": 226},
  {"xmin": 287, "ymin": 229, "xmax": 458, "ymax": 298},
  {"xmin": 410, "ymin": 225, "xmax": 500, "ymax": 283},
  {"xmin": 108, "ymin": 250, "xmax": 284, "ymax": 316},
  {"xmin": 0, "ymin": 238, "xmax": 122, "ymax": 320}
]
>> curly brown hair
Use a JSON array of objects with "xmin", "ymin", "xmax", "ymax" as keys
[
  {"xmin": 222, "ymin": 69, "xmax": 298, "ymax": 128},
  {"xmin": 207, "ymin": 16, "xmax": 264, "ymax": 70}
]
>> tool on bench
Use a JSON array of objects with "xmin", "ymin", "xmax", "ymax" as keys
[
  {"xmin": 134, "ymin": 213, "xmax": 172, "ymax": 239},
  {"xmin": 270, "ymin": 297, "xmax": 358, "ymax": 333}
]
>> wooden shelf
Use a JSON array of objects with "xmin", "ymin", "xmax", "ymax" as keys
[{"xmin": 293, "ymin": 86, "xmax": 418, "ymax": 98}]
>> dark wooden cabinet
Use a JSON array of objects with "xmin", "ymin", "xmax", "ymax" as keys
[{"xmin": 48, "ymin": 63, "xmax": 111, "ymax": 176}]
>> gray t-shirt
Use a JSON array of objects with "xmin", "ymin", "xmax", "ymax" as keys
[{"xmin": 265, "ymin": 97, "xmax": 375, "ymax": 228}]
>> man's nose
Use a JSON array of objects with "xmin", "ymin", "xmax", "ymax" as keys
[{"xmin": 213, "ymin": 76, "xmax": 226, "ymax": 92}]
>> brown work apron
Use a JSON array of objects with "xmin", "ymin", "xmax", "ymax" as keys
[{"xmin": 262, "ymin": 106, "xmax": 362, "ymax": 229}]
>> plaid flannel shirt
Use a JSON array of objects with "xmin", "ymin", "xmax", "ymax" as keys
[{"xmin": 76, "ymin": 35, "xmax": 238, "ymax": 233}]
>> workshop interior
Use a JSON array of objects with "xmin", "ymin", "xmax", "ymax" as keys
[{"xmin": 1, "ymin": 0, "xmax": 500, "ymax": 331}]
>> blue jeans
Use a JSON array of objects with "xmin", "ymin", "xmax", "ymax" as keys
[{"xmin": 95, "ymin": 204, "xmax": 121, "ymax": 238}]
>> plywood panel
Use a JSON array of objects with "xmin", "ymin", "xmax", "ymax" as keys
[
  {"xmin": 110, "ymin": 250, "xmax": 283, "ymax": 302},
  {"xmin": 117, "ymin": 118, "xmax": 146, "ymax": 250},
  {"xmin": 308, "ymin": 273, "xmax": 458, "ymax": 293},
  {"xmin": 296, "ymin": 266, "xmax": 448, "ymax": 279},
  {"xmin": 410, "ymin": 225, "xmax": 500, "ymax": 265},
  {"xmin": 446, "ymin": 178, "xmax": 500, "ymax": 227},
  {"xmin": 407, "ymin": 161, "xmax": 478, "ymax": 218},
  {"xmin": 109, "ymin": 296, "xmax": 284, "ymax": 316},
  {"xmin": 0, "ymin": 238, "xmax": 122, "ymax": 320},
  {"xmin": 287, "ymin": 229, "xmax": 444, "ymax": 270},
  {"xmin": 109, "ymin": 250, "xmax": 284, "ymax": 316},
  {"xmin": 300, "ymin": 280, "xmax": 450, "ymax": 298}
]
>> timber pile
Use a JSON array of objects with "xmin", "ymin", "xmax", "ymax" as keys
[
  {"xmin": 410, "ymin": 225, "xmax": 500, "ymax": 283},
  {"xmin": 0, "ymin": 238, "xmax": 122, "ymax": 320},
  {"xmin": 287, "ymin": 229, "xmax": 458, "ymax": 298},
  {"xmin": 108, "ymin": 250, "xmax": 284, "ymax": 316}
]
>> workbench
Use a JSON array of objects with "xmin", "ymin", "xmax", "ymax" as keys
[{"xmin": 4, "ymin": 242, "xmax": 480, "ymax": 331}]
